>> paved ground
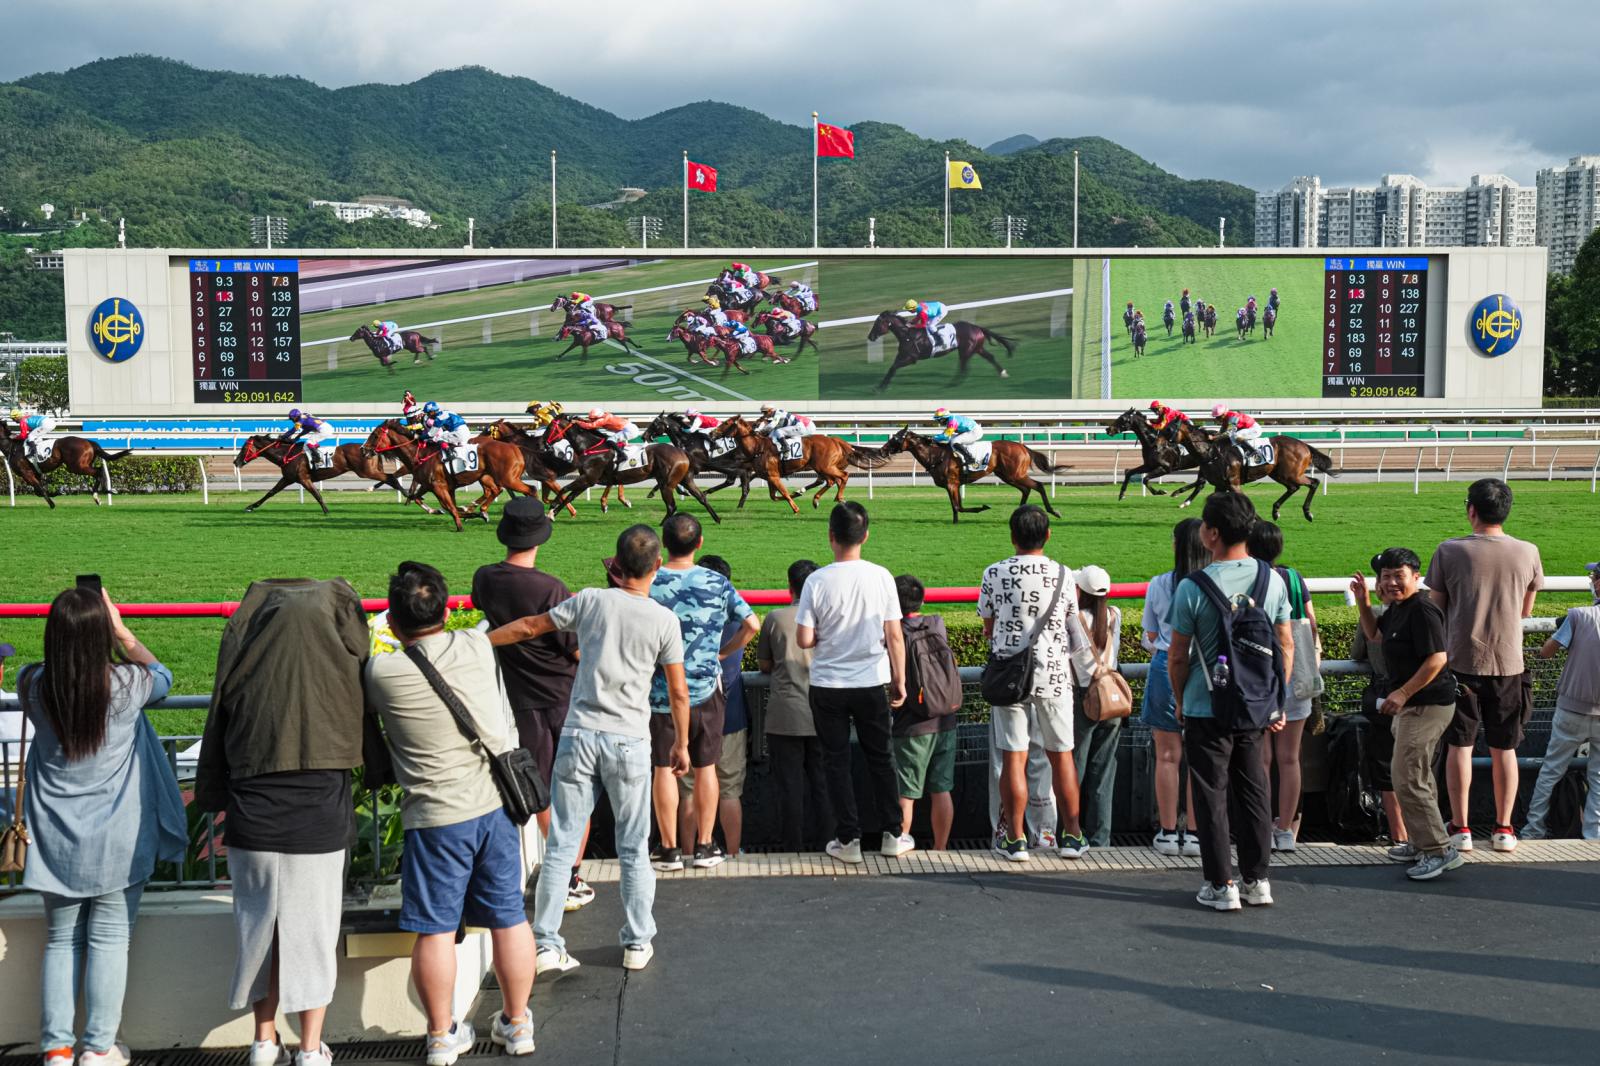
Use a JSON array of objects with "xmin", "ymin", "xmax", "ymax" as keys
[{"xmin": 494, "ymin": 859, "xmax": 1600, "ymax": 1066}]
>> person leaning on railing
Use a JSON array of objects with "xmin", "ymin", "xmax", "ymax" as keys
[
  {"xmin": 1524, "ymin": 562, "xmax": 1600, "ymax": 841},
  {"xmin": 16, "ymin": 586, "xmax": 185, "ymax": 1066}
]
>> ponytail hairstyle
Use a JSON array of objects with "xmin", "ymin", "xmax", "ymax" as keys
[
  {"xmin": 1078, "ymin": 587, "xmax": 1110, "ymax": 653},
  {"xmin": 37, "ymin": 586, "xmax": 117, "ymax": 760},
  {"xmin": 1172, "ymin": 517, "xmax": 1208, "ymax": 581}
]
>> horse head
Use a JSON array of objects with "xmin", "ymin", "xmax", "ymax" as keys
[
  {"xmin": 548, "ymin": 296, "xmax": 568, "ymax": 313},
  {"xmin": 235, "ymin": 434, "xmax": 278, "ymax": 467},
  {"xmin": 711, "ymin": 416, "xmax": 747, "ymax": 440},
  {"xmin": 867, "ymin": 311, "xmax": 901, "ymax": 342},
  {"xmin": 348, "ymin": 325, "xmax": 370, "ymax": 342},
  {"xmin": 1106, "ymin": 409, "xmax": 1142, "ymax": 437},
  {"xmin": 882, "ymin": 427, "xmax": 913, "ymax": 454}
]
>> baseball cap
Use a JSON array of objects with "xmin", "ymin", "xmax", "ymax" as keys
[
  {"xmin": 496, "ymin": 496, "xmax": 552, "ymax": 549},
  {"xmin": 1074, "ymin": 565, "xmax": 1111, "ymax": 596},
  {"xmin": 0, "ymin": 642, "xmax": 15, "ymax": 659},
  {"xmin": 601, "ymin": 556, "xmax": 626, "ymax": 587},
  {"xmin": 1585, "ymin": 562, "xmax": 1600, "ymax": 578}
]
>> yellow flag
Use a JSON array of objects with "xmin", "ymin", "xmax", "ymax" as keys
[{"xmin": 947, "ymin": 160, "xmax": 982, "ymax": 189}]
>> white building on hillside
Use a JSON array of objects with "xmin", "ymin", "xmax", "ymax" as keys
[
  {"xmin": 1256, "ymin": 173, "xmax": 1536, "ymax": 249},
  {"xmin": 1536, "ymin": 155, "xmax": 1600, "ymax": 274},
  {"xmin": 310, "ymin": 195, "xmax": 435, "ymax": 228}
]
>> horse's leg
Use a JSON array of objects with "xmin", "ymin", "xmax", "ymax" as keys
[
  {"xmin": 1270, "ymin": 479, "xmax": 1301, "ymax": 522},
  {"xmin": 1118, "ymin": 464, "xmax": 1148, "ymax": 501},
  {"xmin": 679, "ymin": 474, "xmax": 721, "ymax": 524},
  {"xmin": 1177, "ymin": 474, "xmax": 1208, "ymax": 508},
  {"xmin": 617, "ymin": 483, "xmax": 632, "ymax": 509},
  {"xmin": 1300, "ymin": 475, "xmax": 1321, "ymax": 521},
  {"xmin": 431, "ymin": 471, "xmax": 465, "ymax": 532},
  {"xmin": 736, "ymin": 471, "xmax": 753, "ymax": 509},
  {"xmin": 1027, "ymin": 476, "xmax": 1061, "ymax": 517},
  {"xmin": 555, "ymin": 339, "xmax": 578, "ymax": 360},
  {"xmin": 875, "ymin": 352, "xmax": 911, "ymax": 392},
  {"xmin": 298, "ymin": 469, "xmax": 331, "ymax": 516},
  {"xmin": 767, "ymin": 461, "xmax": 800, "ymax": 514},
  {"xmin": 244, "ymin": 473, "xmax": 295, "ymax": 512}
]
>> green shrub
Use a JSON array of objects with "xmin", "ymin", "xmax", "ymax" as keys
[{"xmin": 42, "ymin": 455, "xmax": 201, "ymax": 494}]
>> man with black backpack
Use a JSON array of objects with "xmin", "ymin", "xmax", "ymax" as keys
[
  {"xmin": 892, "ymin": 575, "xmax": 964, "ymax": 850},
  {"xmin": 1168, "ymin": 492, "xmax": 1294, "ymax": 912}
]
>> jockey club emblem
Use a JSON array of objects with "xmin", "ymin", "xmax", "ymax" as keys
[
  {"xmin": 960, "ymin": 165, "xmax": 977, "ymax": 186},
  {"xmin": 90, "ymin": 297, "xmax": 145, "ymax": 362},
  {"xmin": 1469, "ymin": 294, "xmax": 1522, "ymax": 356}
]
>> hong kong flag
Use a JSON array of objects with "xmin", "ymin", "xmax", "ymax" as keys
[{"xmin": 686, "ymin": 160, "xmax": 718, "ymax": 192}]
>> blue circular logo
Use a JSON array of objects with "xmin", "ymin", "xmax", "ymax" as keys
[
  {"xmin": 1470, "ymin": 293, "xmax": 1522, "ymax": 356},
  {"xmin": 89, "ymin": 297, "xmax": 145, "ymax": 362},
  {"xmin": 961, "ymin": 165, "xmax": 976, "ymax": 185}
]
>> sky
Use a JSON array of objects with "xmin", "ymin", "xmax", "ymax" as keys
[{"xmin": 6, "ymin": 0, "xmax": 1596, "ymax": 190}]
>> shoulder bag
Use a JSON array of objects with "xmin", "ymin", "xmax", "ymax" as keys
[
  {"xmin": 980, "ymin": 563, "xmax": 1067, "ymax": 707},
  {"xmin": 1081, "ymin": 619, "xmax": 1134, "ymax": 722},
  {"xmin": 403, "ymin": 644, "xmax": 549, "ymax": 825},
  {"xmin": 2, "ymin": 680, "xmax": 31, "ymax": 874}
]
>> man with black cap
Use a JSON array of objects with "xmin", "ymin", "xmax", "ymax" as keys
[{"xmin": 472, "ymin": 497, "xmax": 591, "ymax": 911}]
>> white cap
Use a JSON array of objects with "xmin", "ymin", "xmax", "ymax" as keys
[
  {"xmin": 588, "ymin": 407, "xmax": 605, "ymax": 419},
  {"xmin": 1074, "ymin": 565, "xmax": 1111, "ymax": 596}
]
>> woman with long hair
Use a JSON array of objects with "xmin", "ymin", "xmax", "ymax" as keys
[
  {"xmin": 1141, "ymin": 518, "xmax": 1208, "ymax": 855},
  {"xmin": 18, "ymin": 587, "xmax": 185, "ymax": 1066},
  {"xmin": 1069, "ymin": 565, "xmax": 1124, "ymax": 850}
]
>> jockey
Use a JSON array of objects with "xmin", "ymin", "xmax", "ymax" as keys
[
  {"xmin": 1268, "ymin": 287, "xmax": 1280, "ymax": 312},
  {"xmin": 899, "ymin": 299, "xmax": 948, "ymax": 352},
  {"xmin": 571, "ymin": 307, "xmax": 606, "ymax": 341},
  {"xmin": 525, "ymin": 400, "xmax": 563, "ymax": 432},
  {"xmin": 8, "ymin": 407, "xmax": 56, "ymax": 466},
  {"xmin": 728, "ymin": 262, "xmax": 760, "ymax": 290},
  {"xmin": 569, "ymin": 291, "xmax": 597, "ymax": 316},
  {"xmin": 1212, "ymin": 403, "xmax": 1266, "ymax": 465},
  {"xmin": 1179, "ymin": 289, "xmax": 1191, "ymax": 314},
  {"xmin": 758, "ymin": 403, "xmax": 814, "ymax": 450},
  {"xmin": 784, "ymin": 280, "xmax": 817, "ymax": 313},
  {"xmin": 281, "ymin": 408, "xmax": 331, "ymax": 466},
  {"xmin": 933, "ymin": 407, "xmax": 983, "ymax": 467},
  {"xmin": 401, "ymin": 390, "xmax": 423, "ymax": 424},
  {"xmin": 576, "ymin": 407, "xmax": 639, "ymax": 468},
  {"xmin": 373, "ymin": 319, "xmax": 403, "ymax": 355},
  {"xmin": 701, "ymin": 295, "xmax": 733, "ymax": 331},
  {"xmin": 678, "ymin": 408, "xmax": 720, "ymax": 436},
  {"xmin": 1163, "ymin": 299, "xmax": 1175, "ymax": 314},
  {"xmin": 1148, "ymin": 400, "xmax": 1190, "ymax": 441},
  {"xmin": 1246, "ymin": 295, "xmax": 1258, "ymax": 313},
  {"xmin": 724, "ymin": 318, "xmax": 759, "ymax": 355},
  {"xmin": 421, "ymin": 401, "xmax": 471, "ymax": 458},
  {"xmin": 767, "ymin": 306, "xmax": 801, "ymax": 340}
]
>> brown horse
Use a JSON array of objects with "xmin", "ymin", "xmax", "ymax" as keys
[
  {"xmin": 549, "ymin": 295, "xmax": 631, "ymax": 322},
  {"xmin": 350, "ymin": 324, "xmax": 438, "ymax": 371},
  {"xmin": 866, "ymin": 312, "xmax": 1018, "ymax": 392},
  {"xmin": 543, "ymin": 421, "xmax": 720, "ymax": 523},
  {"xmin": 767, "ymin": 290, "xmax": 816, "ymax": 317},
  {"xmin": 1175, "ymin": 423, "xmax": 1338, "ymax": 522},
  {"xmin": 0, "ymin": 421, "xmax": 55, "ymax": 508},
  {"xmin": 667, "ymin": 323, "xmax": 725, "ymax": 368},
  {"xmin": 233, "ymin": 432, "xmax": 448, "ymax": 519},
  {"xmin": 555, "ymin": 313, "xmax": 644, "ymax": 360},
  {"xmin": 753, "ymin": 311, "xmax": 819, "ymax": 357},
  {"xmin": 1105, "ymin": 409, "xmax": 1201, "ymax": 499},
  {"xmin": 32, "ymin": 436, "xmax": 131, "ymax": 505},
  {"xmin": 712, "ymin": 416, "xmax": 866, "ymax": 512},
  {"xmin": 486, "ymin": 418, "xmax": 624, "ymax": 513},
  {"xmin": 882, "ymin": 427, "xmax": 1068, "ymax": 523},
  {"xmin": 361, "ymin": 423, "xmax": 550, "ymax": 529},
  {"xmin": 643, "ymin": 413, "xmax": 760, "ymax": 508}
]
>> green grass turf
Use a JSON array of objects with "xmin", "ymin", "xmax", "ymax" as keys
[
  {"xmin": 6, "ymin": 480, "xmax": 1596, "ymax": 728},
  {"xmin": 812, "ymin": 257, "xmax": 1073, "ymax": 401},
  {"xmin": 1094, "ymin": 257, "xmax": 1324, "ymax": 400}
]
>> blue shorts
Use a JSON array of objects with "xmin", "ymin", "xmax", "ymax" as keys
[
  {"xmin": 399, "ymin": 808, "xmax": 526, "ymax": 934},
  {"xmin": 1141, "ymin": 649, "xmax": 1180, "ymax": 733}
]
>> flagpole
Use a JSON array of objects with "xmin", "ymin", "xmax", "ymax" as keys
[
  {"xmin": 943, "ymin": 151, "xmax": 950, "ymax": 249},
  {"xmin": 812, "ymin": 112, "xmax": 819, "ymax": 249},
  {"xmin": 1072, "ymin": 149, "xmax": 1079, "ymax": 248},
  {"xmin": 550, "ymin": 150, "xmax": 557, "ymax": 250},
  {"xmin": 683, "ymin": 150, "xmax": 689, "ymax": 249}
]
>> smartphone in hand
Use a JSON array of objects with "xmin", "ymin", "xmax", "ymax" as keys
[{"xmin": 77, "ymin": 574, "xmax": 103, "ymax": 596}]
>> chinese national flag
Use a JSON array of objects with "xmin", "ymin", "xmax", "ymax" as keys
[
  {"xmin": 686, "ymin": 160, "xmax": 718, "ymax": 191},
  {"xmin": 816, "ymin": 121, "xmax": 855, "ymax": 158}
]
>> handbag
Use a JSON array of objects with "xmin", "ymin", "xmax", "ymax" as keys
[
  {"xmin": 1290, "ymin": 618, "xmax": 1325, "ymax": 700},
  {"xmin": 980, "ymin": 563, "xmax": 1067, "ymax": 706},
  {"xmin": 1082, "ymin": 622, "xmax": 1134, "ymax": 722},
  {"xmin": 1, "ymin": 708, "xmax": 29, "ymax": 874},
  {"xmin": 403, "ymin": 644, "xmax": 550, "ymax": 825}
]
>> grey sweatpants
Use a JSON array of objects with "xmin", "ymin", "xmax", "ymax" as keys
[{"xmin": 228, "ymin": 848, "xmax": 345, "ymax": 1013}]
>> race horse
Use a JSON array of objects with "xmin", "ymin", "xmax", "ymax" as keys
[
  {"xmin": 712, "ymin": 415, "xmax": 869, "ymax": 512},
  {"xmin": 865, "ymin": 312, "xmax": 1018, "ymax": 393},
  {"xmin": 1235, "ymin": 309, "xmax": 1249, "ymax": 341},
  {"xmin": 349, "ymin": 324, "xmax": 438, "ymax": 372},
  {"xmin": 711, "ymin": 332, "xmax": 787, "ymax": 373},
  {"xmin": 1181, "ymin": 310, "xmax": 1197, "ymax": 344},
  {"xmin": 667, "ymin": 323, "xmax": 727, "ymax": 368},
  {"xmin": 1246, "ymin": 303, "xmax": 1258, "ymax": 335},
  {"xmin": 234, "ymin": 430, "xmax": 443, "ymax": 519},
  {"xmin": 754, "ymin": 310, "xmax": 820, "ymax": 357},
  {"xmin": 1163, "ymin": 304, "xmax": 1176, "ymax": 337},
  {"xmin": 542, "ymin": 420, "xmax": 721, "ymax": 523},
  {"xmin": 1123, "ymin": 304, "xmax": 1136, "ymax": 337},
  {"xmin": 482, "ymin": 418, "xmax": 603, "ymax": 514},
  {"xmin": 0, "ymin": 421, "xmax": 56, "ymax": 507},
  {"xmin": 1262, "ymin": 306, "xmax": 1276, "ymax": 338},
  {"xmin": 1173, "ymin": 424, "xmax": 1338, "ymax": 522},
  {"xmin": 555, "ymin": 313, "xmax": 645, "ymax": 360},
  {"xmin": 767, "ymin": 290, "xmax": 816, "ymax": 317},
  {"xmin": 549, "ymin": 295, "xmax": 631, "ymax": 323},
  {"xmin": 1131, "ymin": 319, "xmax": 1148, "ymax": 358},
  {"xmin": 881, "ymin": 427, "xmax": 1069, "ymax": 524},
  {"xmin": 33, "ymin": 435, "xmax": 132, "ymax": 505},
  {"xmin": 1105, "ymin": 409, "xmax": 1203, "ymax": 499},
  {"xmin": 643, "ymin": 413, "xmax": 760, "ymax": 508},
  {"xmin": 360, "ymin": 422, "xmax": 553, "ymax": 530},
  {"xmin": 706, "ymin": 279, "xmax": 769, "ymax": 315},
  {"xmin": 1204, "ymin": 304, "xmax": 1218, "ymax": 337}
]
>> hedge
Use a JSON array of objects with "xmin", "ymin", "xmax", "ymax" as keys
[{"xmin": 41, "ymin": 456, "xmax": 201, "ymax": 494}]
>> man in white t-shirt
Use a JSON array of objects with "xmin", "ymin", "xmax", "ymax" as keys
[
  {"xmin": 796, "ymin": 502, "xmax": 909, "ymax": 864},
  {"xmin": 978, "ymin": 505, "xmax": 1091, "ymax": 862}
]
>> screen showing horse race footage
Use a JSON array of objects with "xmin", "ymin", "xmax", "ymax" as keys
[{"xmin": 202, "ymin": 252, "xmax": 1439, "ymax": 408}]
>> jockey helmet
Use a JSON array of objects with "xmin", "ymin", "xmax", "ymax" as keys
[
  {"xmin": 1149, "ymin": 400, "xmax": 1164, "ymax": 411},
  {"xmin": 1182, "ymin": 288, "xmax": 1190, "ymax": 294},
  {"xmin": 404, "ymin": 391, "xmax": 415, "ymax": 402},
  {"xmin": 9, "ymin": 409, "xmax": 21, "ymax": 420},
  {"xmin": 288, "ymin": 408, "xmax": 302, "ymax": 420},
  {"xmin": 685, "ymin": 408, "xmax": 702, "ymax": 418},
  {"xmin": 760, "ymin": 402, "xmax": 776, "ymax": 414},
  {"xmin": 372, "ymin": 319, "xmax": 382, "ymax": 329},
  {"xmin": 588, "ymin": 407, "xmax": 605, "ymax": 420},
  {"xmin": 1127, "ymin": 301, "xmax": 1134, "ymax": 307},
  {"xmin": 933, "ymin": 407, "xmax": 951, "ymax": 420},
  {"xmin": 903, "ymin": 299, "xmax": 918, "ymax": 312},
  {"xmin": 570, "ymin": 292, "xmax": 584, "ymax": 300},
  {"xmin": 731, "ymin": 262, "xmax": 746, "ymax": 271},
  {"xmin": 1211, "ymin": 403, "xmax": 1229, "ymax": 419},
  {"xmin": 423, "ymin": 401, "xmax": 441, "ymax": 415},
  {"xmin": 525, "ymin": 401, "xmax": 541, "ymax": 413},
  {"xmin": 703, "ymin": 295, "xmax": 720, "ymax": 309}
]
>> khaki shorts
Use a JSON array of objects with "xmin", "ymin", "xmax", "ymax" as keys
[
  {"xmin": 680, "ymin": 727, "xmax": 749, "ymax": 800},
  {"xmin": 991, "ymin": 695, "xmax": 1075, "ymax": 753}
]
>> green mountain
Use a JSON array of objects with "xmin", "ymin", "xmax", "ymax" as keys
[
  {"xmin": 0, "ymin": 55, "xmax": 1255, "ymax": 253},
  {"xmin": 984, "ymin": 134, "xmax": 1042, "ymax": 156}
]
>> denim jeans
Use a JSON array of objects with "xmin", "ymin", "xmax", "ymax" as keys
[
  {"xmin": 1524, "ymin": 708, "xmax": 1600, "ymax": 840},
  {"xmin": 40, "ymin": 883, "xmax": 146, "ymax": 1053},
  {"xmin": 1073, "ymin": 696, "xmax": 1124, "ymax": 848},
  {"xmin": 532, "ymin": 727, "xmax": 655, "ymax": 952}
]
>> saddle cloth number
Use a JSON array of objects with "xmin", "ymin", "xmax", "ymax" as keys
[
  {"xmin": 929, "ymin": 324, "xmax": 957, "ymax": 353},
  {"xmin": 445, "ymin": 444, "xmax": 480, "ymax": 475},
  {"xmin": 1246, "ymin": 441, "xmax": 1274, "ymax": 467},
  {"xmin": 961, "ymin": 441, "xmax": 993, "ymax": 471},
  {"xmin": 707, "ymin": 436, "xmax": 737, "ymax": 458},
  {"xmin": 619, "ymin": 444, "xmax": 649, "ymax": 471},
  {"xmin": 550, "ymin": 439, "xmax": 575, "ymax": 464},
  {"xmin": 779, "ymin": 437, "xmax": 804, "ymax": 461}
]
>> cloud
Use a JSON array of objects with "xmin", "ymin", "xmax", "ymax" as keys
[{"xmin": 4, "ymin": 0, "xmax": 1597, "ymax": 189}]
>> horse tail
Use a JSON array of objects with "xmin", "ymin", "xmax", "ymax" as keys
[
  {"xmin": 94, "ymin": 445, "xmax": 133, "ymax": 463},
  {"xmin": 847, "ymin": 445, "xmax": 895, "ymax": 470},
  {"xmin": 609, "ymin": 304, "xmax": 633, "ymax": 312},
  {"xmin": 420, "ymin": 335, "xmax": 439, "ymax": 346},
  {"xmin": 1308, "ymin": 444, "xmax": 1337, "ymax": 476},
  {"xmin": 1025, "ymin": 445, "xmax": 1069, "ymax": 474},
  {"xmin": 984, "ymin": 328, "xmax": 1019, "ymax": 356}
]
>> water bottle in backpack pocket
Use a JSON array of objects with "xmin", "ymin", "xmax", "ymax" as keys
[{"xmin": 1183, "ymin": 560, "xmax": 1286, "ymax": 732}]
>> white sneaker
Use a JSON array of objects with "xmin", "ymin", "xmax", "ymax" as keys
[
  {"xmin": 1180, "ymin": 832, "xmax": 1203, "ymax": 858},
  {"xmin": 1271, "ymin": 828, "xmax": 1296, "ymax": 852},
  {"xmin": 79, "ymin": 1047, "xmax": 131, "ymax": 1066},
  {"xmin": 1196, "ymin": 881, "xmax": 1241, "ymax": 912},
  {"xmin": 1241, "ymin": 879, "xmax": 1274, "ymax": 906},
  {"xmin": 622, "ymin": 943, "xmax": 654, "ymax": 971},
  {"xmin": 490, "ymin": 1013, "xmax": 536, "ymax": 1057},
  {"xmin": 881, "ymin": 831, "xmax": 916, "ymax": 858},
  {"xmin": 425, "ymin": 1021, "xmax": 474, "ymax": 1066},
  {"xmin": 1491, "ymin": 827, "xmax": 1518, "ymax": 853},
  {"xmin": 825, "ymin": 838, "xmax": 864, "ymax": 864},
  {"xmin": 250, "ymin": 1039, "xmax": 291, "ymax": 1066},
  {"xmin": 535, "ymin": 946, "xmax": 581, "ymax": 977},
  {"xmin": 1152, "ymin": 829, "xmax": 1181, "ymax": 856},
  {"xmin": 1447, "ymin": 824, "xmax": 1473, "ymax": 852},
  {"xmin": 294, "ymin": 1045, "xmax": 332, "ymax": 1066}
]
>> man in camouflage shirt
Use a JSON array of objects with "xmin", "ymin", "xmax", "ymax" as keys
[{"xmin": 648, "ymin": 513, "xmax": 760, "ymax": 870}]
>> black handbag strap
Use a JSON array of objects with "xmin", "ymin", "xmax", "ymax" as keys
[
  {"xmin": 1025, "ymin": 564, "xmax": 1069, "ymax": 652},
  {"xmin": 403, "ymin": 642, "xmax": 493, "ymax": 756}
]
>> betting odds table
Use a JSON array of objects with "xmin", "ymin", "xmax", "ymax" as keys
[
  {"xmin": 1321, "ymin": 256, "xmax": 1429, "ymax": 398},
  {"xmin": 188, "ymin": 258, "xmax": 302, "ymax": 403}
]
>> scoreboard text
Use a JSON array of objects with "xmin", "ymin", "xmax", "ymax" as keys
[
  {"xmin": 1321, "ymin": 257, "xmax": 1429, "ymax": 398},
  {"xmin": 188, "ymin": 258, "xmax": 302, "ymax": 404}
]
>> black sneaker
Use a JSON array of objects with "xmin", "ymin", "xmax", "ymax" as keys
[
  {"xmin": 992, "ymin": 835, "xmax": 1030, "ymax": 862},
  {"xmin": 692, "ymin": 841, "xmax": 727, "ymax": 869},
  {"xmin": 650, "ymin": 846, "xmax": 684, "ymax": 872}
]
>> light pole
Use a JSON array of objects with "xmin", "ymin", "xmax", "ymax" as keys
[
  {"xmin": 988, "ymin": 215, "xmax": 1028, "ymax": 248},
  {"xmin": 1072, "ymin": 149, "xmax": 1079, "ymax": 248},
  {"xmin": 627, "ymin": 216, "xmax": 664, "ymax": 250}
]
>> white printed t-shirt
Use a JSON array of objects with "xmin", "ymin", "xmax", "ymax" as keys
[{"xmin": 794, "ymin": 559, "xmax": 902, "ymax": 688}]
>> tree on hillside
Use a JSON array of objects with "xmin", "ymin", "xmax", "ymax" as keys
[
  {"xmin": 1546, "ymin": 229, "xmax": 1600, "ymax": 396},
  {"xmin": 0, "ymin": 248, "xmax": 66, "ymax": 340}
]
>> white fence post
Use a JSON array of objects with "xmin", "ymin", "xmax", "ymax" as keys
[
  {"xmin": 4, "ymin": 458, "xmax": 13, "ymax": 507},
  {"xmin": 197, "ymin": 456, "xmax": 209, "ymax": 505},
  {"xmin": 101, "ymin": 459, "xmax": 113, "ymax": 505},
  {"xmin": 1413, "ymin": 449, "xmax": 1422, "ymax": 495}
]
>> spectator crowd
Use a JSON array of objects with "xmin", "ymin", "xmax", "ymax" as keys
[{"xmin": 9, "ymin": 477, "xmax": 1595, "ymax": 1062}]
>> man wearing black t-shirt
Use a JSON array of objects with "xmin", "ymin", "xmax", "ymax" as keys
[
  {"xmin": 1351, "ymin": 547, "xmax": 1462, "ymax": 881},
  {"xmin": 472, "ymin": 497, "xmax": 593, "ymax": 916}
]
